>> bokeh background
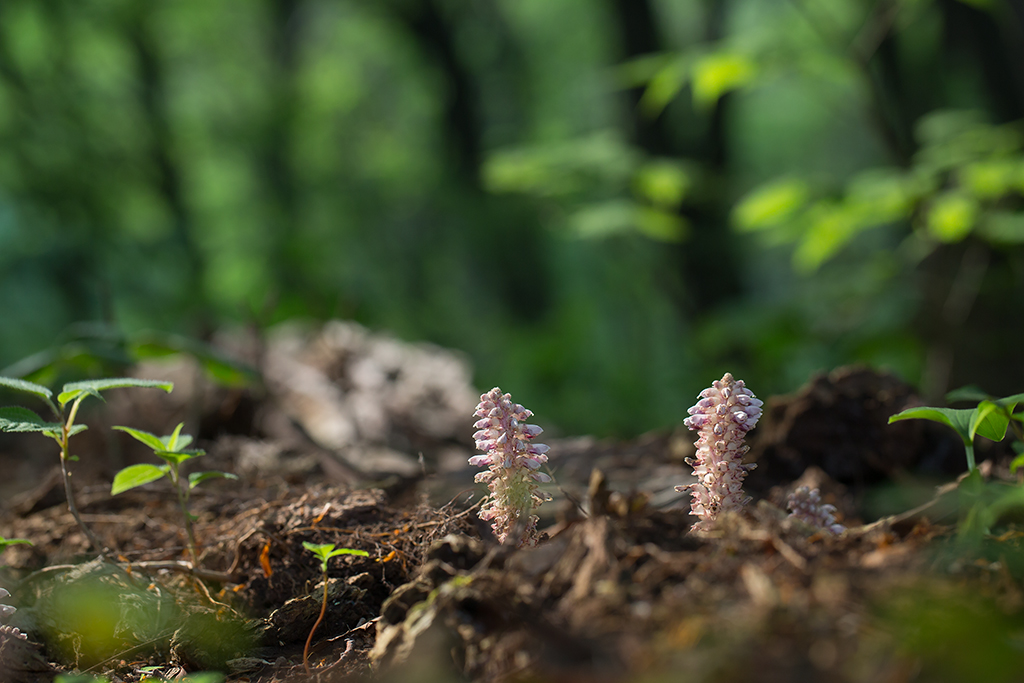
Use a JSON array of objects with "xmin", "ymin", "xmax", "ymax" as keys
[{"xmin": 1, "ymin": 0, "xmax": 1022, "ymax": 438}]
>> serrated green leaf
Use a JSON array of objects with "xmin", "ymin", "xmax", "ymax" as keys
[
  {"xmin": 112, "ymin": 426, "xmax": 167, "ymax": 452},
  {"xmin": 889, "ymin": 406, "xmax": 975, "ymax": 445},
  {"xmin": 188, "ymin": 471, "xmax": 238, "ymax": 489},
  {"xmin": 59, "ymin": 378, "xmax": 173, "ymax": 408},
  {"xmin": 0, "ymin": 377, "xmax": 53, "ymax": 399},
  {"xmin": 111, "ymin": 463, "xmax": 169, "ymax": 495},
  {"xmin": 0, "ymin": 376, "xmax": 58, "ymax": 414},
  {"xmin": 0, "ymin": 406, "xmax": 63, "ymax": 433},
  {"xmin": 971, "ymin": 400, "xmax": 1010, "ymax": 442}
]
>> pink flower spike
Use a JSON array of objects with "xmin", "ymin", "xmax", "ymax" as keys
[
  {"xmin": 469, "ymin": 387, "xmax": 551, "ymax": 548},
  {"xmin": 680, "ymin": 373, "xmax": 761, "ymax": 531}
]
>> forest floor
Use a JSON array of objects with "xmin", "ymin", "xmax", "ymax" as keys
[{"xmin": 1, "ymin": 321, "xmax": 1022, "ymax": 683}]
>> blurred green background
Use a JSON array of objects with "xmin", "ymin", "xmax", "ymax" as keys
[{"xmin": 0, "ymin": 0, "xmax": 1022, "ymax": 437}]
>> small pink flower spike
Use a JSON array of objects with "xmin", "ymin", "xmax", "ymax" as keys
[
  {"xmin": 677, "ymin": 372, "xmax": 762, "ymax": 530},
  {"xmin": 787, "ymin": 486, "xmax": 845, "ymax": 535},
  {"xmin": 470, "ymin": 387, "xmax": 552, "ymax": 547}
]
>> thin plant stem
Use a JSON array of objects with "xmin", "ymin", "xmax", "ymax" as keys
[
  {"xmin": 172, "ymin": 468, "xmax": 199, "ymax": 567},
  {"xmin": 965, "ymin": 442, "xmax": 976, "ymax": 473},
  {"xmin": 304, "ymin": 571, "xmax": 330, "ymax": 675},
  {"xmin": 59, "ymin": 396, "xmax": 104, "ymax": 555}
]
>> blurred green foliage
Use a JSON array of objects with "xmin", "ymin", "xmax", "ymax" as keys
[{"xmin": 0, "ymin": 0, "xmax": 1022, "ymax": 436}]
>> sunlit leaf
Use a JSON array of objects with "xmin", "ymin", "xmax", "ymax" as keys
[
  {"xmin": 733, "ymin": 179, "xmax": 808, "ymax": 231},
  {"xmin": 112, "ymin": 426, "xmax": 166, "ymax": 453},
  {"xmin": 59, "ymin": 378, "xmax": 173, "ymax": 407},
  {"xmin": 971, "ymin": 401, "xmax": 1009, "ymax": 442},
  {"xmin": 633, "ymin": 160, "xmax": 690, "ymax": 209},
  {"xmin": 793, "ymin": 203, "xmax": 862, "ymax": 272},
  {"xmin": 0, "ymin": 376, "xmax": 58, "ymax": 414},
  {"xmin": 691, "ymin": 52, "xmax": 756, "ymax": 108},
  {"xmin": 111, "ymin": 463, "xmax": 169, "ymax": 495},
  {"xmin": 926, "ymin": 193, "xmax": 977, "ymax": 243},
  {"xmin": 889, "ymin": 406, "xmax": 975, "ymax": 446},
  {"xmin": 634, "ymin": 206, "xmax": 688, "ymax": 242},
  {"xmin": 639, "ymin": 54, "xmax": 690, "ymax": 115}
]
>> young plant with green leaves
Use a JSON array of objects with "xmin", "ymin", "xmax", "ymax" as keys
[
  {"xmin": 889, "ymin": 386, "xmax": 1024, "ymax": 473},
  {"xmin": 0, "ymin": 377, "xmax": 173, "ymax": 554},
  {"xmin": 890, "ymin": 387, "xmax": 1024, "ymax": 547},
  {"xmin": 111, "ymin": 423, "xmax": 237, "ymax": 567},
  {"xmin": 0, "ymin": 537, "xmax": 32, "ymax": 555},
  {"xmin": 301, "ymin": 542, "xmax": 369, "ymax": 675}
]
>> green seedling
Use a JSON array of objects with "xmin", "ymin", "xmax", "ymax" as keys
[
  {"xmin": 889, "ymin": 387, "xmax": 1024, "ymax": 473},
  {"xmin": 890, "ymin": 387, "xmax": 1024, "ymax": 547},
  {"xmin": 0, "ymin": 376, "xmax": 173, "ymax": 554},
  {"xmin": 301, "ymin": 542, "xmax": 369, "ymax": 675},
  {"xmin": 111, "ymin": 423, "xmax": 237, "ymax": 567}
]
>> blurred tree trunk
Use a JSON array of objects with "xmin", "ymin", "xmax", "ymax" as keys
[
  {"xmin": 125, "ymin": 4, "xmax": 207, "ymax": 327},
  {"xmin": 609, "ymin": 0, "xmax": 739, "ymax": 314}
]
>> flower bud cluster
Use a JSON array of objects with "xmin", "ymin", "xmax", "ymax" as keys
[
  {"xmin": 787, "ymin": 486, "xmax": 845, "ymax": 535},
  {"xmin": 470, "ymin": 388, "xmax": 551, "ymax": 547},
  {"xmin": 676, "ymin": 373, "xmax": 762, "ymax": 530}
]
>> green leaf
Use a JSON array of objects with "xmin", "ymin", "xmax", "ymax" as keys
[
  {"xmin": 733, "ymin": 179, "xmax": 809, "ymax": 231},
  {"xmin": 111, "ymin": 463, "xmax": 169, "ymax": 495},
  {"xmin": 112, "ymin": 426, "xmax": 166, "ymax": 453},
  {"xmin": 0, "ymin": 406, "xmax": 64, "ymax": 433},
  {"xmin": 691, "ymin": 51, "xmax": 756, "ymax": 108},
  {"xmin": 889, "ymin": 406, "xmax": 975, "ymax": 445},
  {"xmin": 163, "ymin": 423, "xmax": 185, "ymax": 452},
  {"xmin": 58, "ymin": 378, "xmax": 173, "ymax": 407},
  {"xmin": 971, "ymin": 400, "xmax": 1010, "ymax": 442},
  {"xmin": 302, "ymin": 541, "xmax": 369, "ymax": 572},
  {"xmin": 188, "ymin": 471, "xmax": 238, "ymax": 489},
  {"xmin": 156, "ymin": 449, "xmax": 205, "ymax": 466},
  {"xmin": 0, "ymin": 537, "xmax": 32, "ymax": 553},
  {"xmin": 0, "ymin": 376, "xmax": 58, "ymax": 414},
  {"xmin": 926, "ymin": 192, "xmax": 977, "ymax": 243}
]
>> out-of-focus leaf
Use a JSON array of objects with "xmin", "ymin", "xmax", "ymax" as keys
[
  {"xmin": 634, "ymin": 206, "xmax": 688, "ymax": 242},
  {"xmin": 188, "ymin": 471, "xmax": 238, "ymax": 489},
  {"xmin": 639, "ymin": 54, "xmax": 690, "ymax": 115},
  {"xmin": 0, "ymin": 406, "xmax": 62, "ymax": 433},
  {"xmin": 633, "ymin": 160, "xmax": 690, "ymax": 209},
  {"xmin": 946, "ymin": 385, "xmax": 991, "ymax": 403},
  {"xmin": 691, "ymin": 52, "xmax": 756, "ymax": 108},
  {"xmin": 733, "ymin": 179, "xmax": 809, "ymax": 231},
  {"xmin": 793, "ymin": 202, "xmax": 862, "ymax": 272},
  {"xmin": 568, "ymin": 200, "xmax": 636, "ymax": 238},
  {"xmin": 960, "ymin": 159, "xmax": 1018, "ymax": 199},
  {"xmin": 980, "ymin": 211, "xmax": 1024, "ymax": 244},
  {"xmin": 926, "ymin": 193, "xmax": 977, "ymax": 242}
]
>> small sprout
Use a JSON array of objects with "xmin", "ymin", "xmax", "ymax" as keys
[
  {"xmin": 301, "ymin": 542, "xmax": 369, "ymax": 674},
  {"xmin": 0, "ymin": 376, "xmax": 173, "ymax": 555},
  {"xmin": 677, "ymin": 373, "xmax": 762, "ymax": 530},
  {"xmin": 0, "ymin": 537, "xmax": 32, "ymax": 555},
  {"xmin": 112, "ymin": 423, "xmax": 237, "ymax": 567},
  {"xmin": 787, "ymin": 486, "xmax": 845, "ymax": 535},
  {"xmin": 470, "ymin": 387, "xmax": 552, "ymax": 547}
]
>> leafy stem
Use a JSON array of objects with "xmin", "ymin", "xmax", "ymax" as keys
[
  {"xmin": 0, "ymin": 376, "xmax": 174, "ymax": 556},
  {"xmin": 300, "ymin": 542, "xmax": 369, "ymax": 674}
]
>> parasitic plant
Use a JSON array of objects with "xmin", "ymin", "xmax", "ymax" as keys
[
  {"xmin": 787, "ymin": 486, "xmax": 845, "ymax": 534},
  {"xmin": 677, "ymin": 373, "xmax": 763, "ymax": 530},
  {"xmin": 470, "ymin": 387, "xmax": 552, "ymax": 547}
]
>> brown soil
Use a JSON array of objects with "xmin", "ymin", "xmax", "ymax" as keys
[{"xmin": 0, "ymin": 323, "xmax": 1019, "ymax": 683}]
